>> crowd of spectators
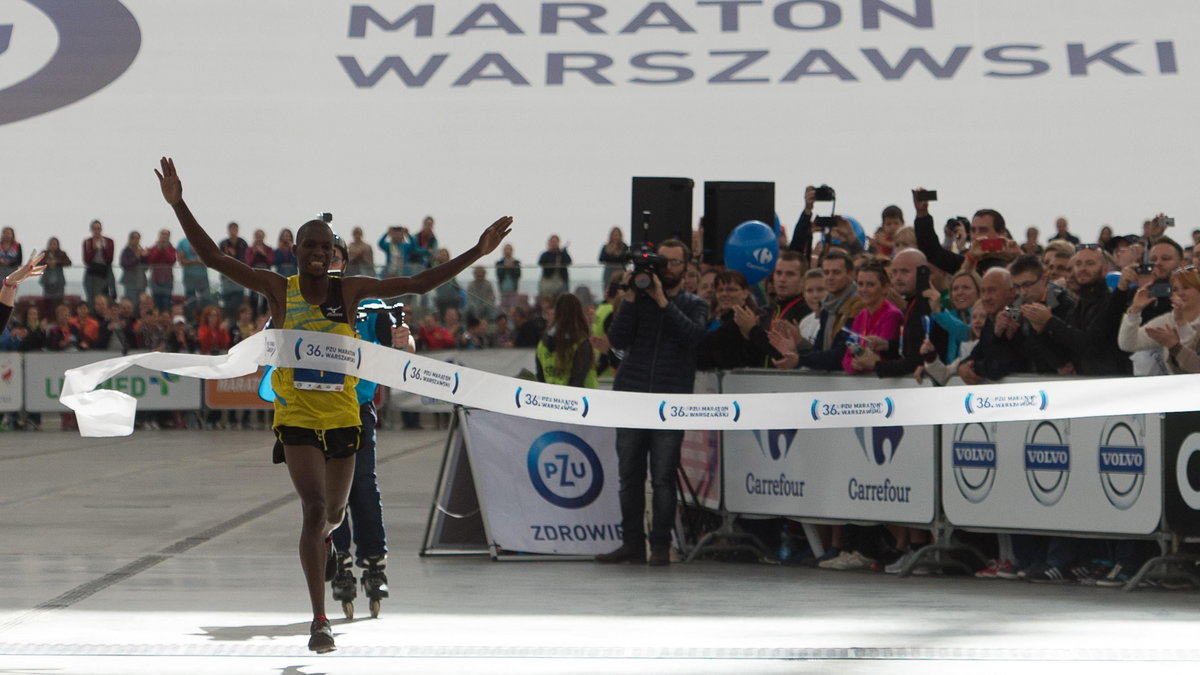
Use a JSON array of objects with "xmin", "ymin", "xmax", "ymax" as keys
[{"xmin": 4, "ymin": 196, "xmax": 1200, "ymax": 587}]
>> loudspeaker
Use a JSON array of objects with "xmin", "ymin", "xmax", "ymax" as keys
[
  {"xmin": 630, "ymin": 177, "xmax": 694, "ymax": 249},
  {"xmin": 702, "ymin": 181, "xmax": 775, "ymax": 265}
]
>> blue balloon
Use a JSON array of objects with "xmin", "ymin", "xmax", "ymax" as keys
[{"xmin": 724, "ymin": 220, "xmax": 779, "ymax": 284}]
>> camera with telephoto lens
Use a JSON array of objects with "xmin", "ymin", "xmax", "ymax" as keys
[{"xmin": 620, "ymin": 246, "xmax": 668, "ymax": 293}]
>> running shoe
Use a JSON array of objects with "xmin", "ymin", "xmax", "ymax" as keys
[
  {"xmin": 974, "ymin": 558, "xmax": 1015, "ymax": 579},
  {"xmin": 308, "ymin": 617, "xmax": 335, "ymax": 653}
]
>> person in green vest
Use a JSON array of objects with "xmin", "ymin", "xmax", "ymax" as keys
[{"xmin": 536, "ymin": 292, "xmax": 598, "ymax": 388}]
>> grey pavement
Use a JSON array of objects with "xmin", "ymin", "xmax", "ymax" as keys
[{"xmin": 1, "ymin": 426, "xmax": 1198, "ymax": 674}]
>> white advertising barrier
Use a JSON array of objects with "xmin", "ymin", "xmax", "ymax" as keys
[
  {"xmin": 388, "ymin": 348, "xmax": 535, "ymax": 414},
  {"xmin": 0, "ymin": 353, "xmax": 22, "ymax": 413},
  {"xmin": 722, "ymin": 372, "xmax": 935, "ymax": 525},
  {"xmin": 60, "ymin": 328, "xmax": 1200, "ymax": 437},
  {"xmin": 30, "ymin": 351, "xmax": 201, "ymax": 414},
  {"xmin": 462, "ymin": 409, "xmax": 621, "ymax": 555},
  {"xmin": 943, "ymin": 412, "xmax": 1162, "ymax": 536}
]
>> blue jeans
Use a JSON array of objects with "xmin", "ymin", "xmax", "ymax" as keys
[
  {"xmin": 615, "ymin": 428, "xmax": 683, "ymax": 549},
  {"xmin": 332, "ymin": 402, "xmax": 388, "ymax": 563}
]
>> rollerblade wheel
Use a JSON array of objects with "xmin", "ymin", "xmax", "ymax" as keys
[
  {"xmin": 370, "ymin": 598, "xmax": 381, "ymax": 618},
  {"xmin": 342, "ymin": 600, "xmax": 354, "ymax": 620}
]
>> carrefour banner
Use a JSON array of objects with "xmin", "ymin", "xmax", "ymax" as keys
[
  {"xmin": 29, "ymin": 351, "xmax": 200, "ymax": 414},
  {"xmin": 3, "ymin": 1, "xmax": 1198, "ymax": 265},
  {"xmin": 942, "ymin": 415, "xmax": 1162, "ymax": 536},
  {"xmin": 721, "ymin": 372, "xmax": 935, "ymax": 524},
  {"xmin": 462, "ymin": 408, "xmax": 621, "ymax": 555}
]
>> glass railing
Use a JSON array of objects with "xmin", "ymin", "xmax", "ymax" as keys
[{"xmin": 8, "ymin": 263, "xmax": 625, "ymax": 319}]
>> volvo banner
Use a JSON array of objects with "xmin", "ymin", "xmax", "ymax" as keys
[
  {"xmin": 721, "ymin": 372, "xmax": 935, "ymax": 524},
  {"xmin": 461, "ymin": 408, "xmax": 621, "ymax": 555},
  {"xmin": 942, "ymin": 415, "xmax": 1161, "ymax": 536}
]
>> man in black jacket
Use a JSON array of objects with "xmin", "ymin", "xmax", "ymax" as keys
[
  {"xmin": 1008, "ymin": 254, "xmax": 1076, "ymax": 374},
  {"xmin": 958, "ymin": 268, "xmax": 1031, "ymax": 383},
  {"xmin": 912, "ymin": 190, "xmax": 1015, "ymax": 275},
  {"xmin": 1041, "ymin": 246, "xmax": 1130, "ymax": 375},
  {"xmin": 596, "ymin": 239, "xmax": 708, "ymax": 567}
]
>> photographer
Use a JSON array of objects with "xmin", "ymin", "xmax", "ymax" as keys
[
  {"xmin": 1109, "ymin": 236, "xmax": 1184, "ymax": 375},
  {"xmin": 595, "ymin": 239, "xmax": 707, "ymax": 568},
  {"xmin": 957, "ymin": 268, "xmax": 1031, "ymax": 384},
  {"xmin": 1007, "ymin": 254, "xmax": 1076, "ymax": 374},
  {"xmin": 912, "ymin": 190, "xmax": 1015, "ymax": 275},
  {"xmin": 788, "ymin": 186, "xmax": 864, "ymax": 260}
]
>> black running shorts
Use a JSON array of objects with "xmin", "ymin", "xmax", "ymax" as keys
[{"xmin": 273, "ymin": 425, "xmax": 362, "ymax": 463}]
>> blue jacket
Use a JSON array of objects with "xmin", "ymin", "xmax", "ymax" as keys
[{"xmin": 608, "ymin": 290, "xmax": 708, "ymax": 394}]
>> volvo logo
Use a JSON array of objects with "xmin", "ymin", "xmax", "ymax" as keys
[
  {"xmin": 951, "ymin": 423, "xmax": 997, "ymax": 504},
  {"xmin": 0, "ymin": 1, "xmax": 141, "ymax": 126},
  {"xmin": 1024, "ymin": 420, "xmax": 1070, "ymax": 507},
  {"xmin": 1097, "ymin": 417, "xmax": 1145, "ymax": 511}
]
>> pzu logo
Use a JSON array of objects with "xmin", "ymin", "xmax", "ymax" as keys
[
  {"xmin": 0, "ymin": 1, "xmax": 141, "ymax": 126},
  {"xmin": 951, "ymin": 423, "xmax": 998, "ymax": 504},
  {"xmin": 1097, "ymin": 417, "xmax": 1145, "ymax": 511},
  {"xmin": 1024, "ymin": 420, "xmax": 1070, "ymax": 507},
  {"xmin": 526, "ymin": 431, "xmax": 603, "ymax": 509}
]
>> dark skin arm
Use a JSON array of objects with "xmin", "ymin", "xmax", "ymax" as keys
[
  {"xmin": 158, "ymin": 157, "xmax": 513, "ymax": 323},
  {"xmin": 340, "ymin": 217, "xmax": 512, "ymax": 303}
]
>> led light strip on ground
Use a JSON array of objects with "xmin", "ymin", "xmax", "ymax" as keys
[{"xmin": 60, "ymin": 329, "xmax": 1200, "ymax": 437}]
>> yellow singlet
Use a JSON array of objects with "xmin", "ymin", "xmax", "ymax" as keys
[{"xmin": 271, "ymin": 275, "xmax": 360, "ymax": 430}]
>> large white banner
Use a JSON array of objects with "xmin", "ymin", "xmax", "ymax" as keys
[
  {"xmin": 943, "ymin": 414, "xmax": 1162, "ymax": 535},
  {"xmin": 28, "ymin": 351, "xmax": 202, "ymax": 413},
  {"xmin": 2, "ymin": 1, "xmax": 1197, "ymax": 264},
  {"xmin": 462, "ymin": 408, "xmax": 622, "ymax": 555},
  {"xmin": 0, "ymin": 352, "xmax": 22, "ymax": 413},
  {"xmin": 721, "ymin": 372, "xmax": 935, "ymax": 524}
]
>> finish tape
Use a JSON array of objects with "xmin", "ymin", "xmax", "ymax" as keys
[{"xmin": 60, "ymin": 328, "xmax": 1200, "ymax": 437}]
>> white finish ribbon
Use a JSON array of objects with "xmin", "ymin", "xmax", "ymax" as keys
[{"xmin": 61, "ymin": 329, "xmax": 1200, "ymax": 437}]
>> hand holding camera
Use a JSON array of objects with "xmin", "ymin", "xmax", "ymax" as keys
[
  {"xmin": 1019, "ymin": 302, "xmax": 1052, "ymax": 333},
  {"xmin": 1128, "ymin": 286, "xmax": 1153, "ymax": 314}
]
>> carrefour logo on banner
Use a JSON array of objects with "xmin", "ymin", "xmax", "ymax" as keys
[
  {"xmin": 951, "ymin": 423, "xmax": 998, "ymax": 504},
  {"xmin": 659, "ymin": 399, "xmax": 740, "ymax": 423},
  {"xmin": 753, "ymin": 429, "xmax": 797, "ymax": 460},
  {"xmin": 526, "ymin": 431, "xmax": 604, "ymax": 509},
  {"xmin": 514, "ymin": 386, "xmax": 588, "ymax": 418},
  {"xmin": 810, "ymin": 396, "xmax": 893, "ymax": 421},
  {"xmin": 1098, "ymin": 417, "xmax": 1145, "ymax": 511},
  {"xmin": 964, "ymin": 390, "xmax": 1047, "ymax": 414},
  {"xmin": 1024, "ymin": 420, "xmax": 1070, "ymax": 507},
  {"xmin": 402, "ymin": 358, "xmax": 459, "ymax": 394},
  {"xmin": 855, "ymin": 426, "xmax": 904, "ymax": 466},
  {"xmin": 0, "ymin": 1, "xmax": 140, "ymax": 126}
]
